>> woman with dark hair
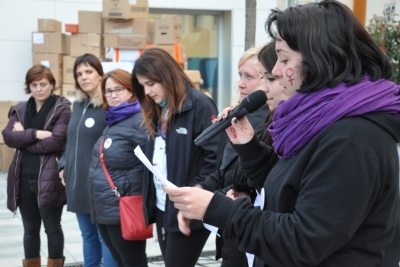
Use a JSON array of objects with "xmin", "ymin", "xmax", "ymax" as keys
[
  {"xmin": 131, "ymin": 47, "xmax": 220, "ymax": 267},
  {"xmin": 164, "ymin": 1, "xmax": 400, "ymax": 267},
  {"xmin": 58, "ymin": 54, "xmax": 116, "ymax": 267},
  {"xmin": 2, "ymin": 64, "xmax": 71, "ymax": 267},
  {"xmin": 87, "ymin": 69, "xmax": 149, "ymax": 267},
  {"xmin": 183, "ymin": 41, "xmax": 287, "ymax": 267}
]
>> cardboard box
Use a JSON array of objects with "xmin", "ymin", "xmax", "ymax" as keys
[
  {"xmin": 66, "ymin": 35, "xmax": 70, "ymax": 56},
  {"xmin": 65, "ymin": 24, "xmax": 79, "ymax": 33},
  {"xmin": 70, "ymin": 45, "xmax": 105, "ymax": 58},
  {"xmin": 53, "ymin": 88, "xmax": 62, "ymax": 95},
  {"xmin": 0, "ymin": 101, "xmax": 20, "ymax": 144},
  {"xmin": 0, "ymin": 101, "xmax": 18, "ymax": 127},
  {"xmin": 32, "ymin": 32, "xmax": 69, "ymax": 54},
  {"xmin": 103, "ymin": 0, "xmax": 148, "ymax": 19},
  {"xmin": 104, "ymin": 34, "xmax": 146, "ymax": 49},
  {"xmin": 154, "ymin": 16, "xmax": 182, "ymax": 45},
  {"xmin": 104, "ymin": 19, "xmax": 154, "ymax": 44},
  {"xmin": 38, "ymin": 19, "xmax": 61, "ymax": 32},
  {"xmin": 62, "ymin": 84, "xmax": 77, "ymax": 98},
  {"xmin": 79, "ymin": 11, "xmax": 103, "ymax": 34},
  {"xmin": 0, "ymin": 144, "xmax": 14, "ymax": 172},
  {"xmin": 70, "ymin": 34, "xmax": 103, "ymax": 47},
  {"xmin": 184, "ymin": 70, "xmax": 203, "ymax": 90},
  {"xmin": 32, "ymin": 53, "xmax": 63, "ymax": 88},
  {"xmin": 148, "ymin": 44, "xmax": 187, "ymax": 63},
  {"xmin": 63, "ymin": 56, "xmax": 76, "ymax": 84}
]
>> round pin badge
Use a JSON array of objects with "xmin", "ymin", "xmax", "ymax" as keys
[
  {"xmin": 85, "ymin": 118, "xmax": 95, "ymax": 128},
  {"xmin": 104, "ymin": 138, "xmax": 112, "ymax": 149}
]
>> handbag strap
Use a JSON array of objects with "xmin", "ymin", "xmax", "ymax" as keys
[{"xmin": 99, "ymin": 138, "xmax": 120, "ymax": 197}]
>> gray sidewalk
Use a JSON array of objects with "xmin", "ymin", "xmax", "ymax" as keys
[{"xmin": 0, "ymin": 173, "xmax": 221, "ymax": 267}]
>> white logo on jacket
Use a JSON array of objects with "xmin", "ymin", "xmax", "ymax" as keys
[
  {"xmin": 176, "ymin": 127, "xmax": 187, "ymax": 134},
  {"xmin": 104, "ymin": 138, "xmax": 112, "ymax": 149},
  {"xmin": 85, "ymin": 118, "xmax": 95, "ymax": 128}
]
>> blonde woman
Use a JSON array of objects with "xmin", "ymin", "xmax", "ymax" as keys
[{"xmin": 196, "ymin": 46, "xmax": 270, "ymax": 267}]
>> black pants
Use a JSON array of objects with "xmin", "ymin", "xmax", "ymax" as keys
[
  {"xmin": 19, "ymin": 173, "xmax": 64, "ymax": 259},
  {"xmin": 156, "ymin": 208, "xmax": 210, "ymax": 267},
  {"xmin": 98, "ymin": 224, "xmax": 148, "ymax": 267},
  {"xmin": 219, "ymin": 235, "xmax": 247, "ymax": 267}
]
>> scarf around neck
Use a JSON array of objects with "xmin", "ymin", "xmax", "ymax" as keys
[
  {"xmin": 25, "ymin": 95, "xmax": 57, "ymax": 130},
  {"xmin": 105, "ymin": 100, "xmax": 141, "ymax": 126},
  {"xmin": 269, "ymin": 76, "xmax": 400, "ymax": 159}
]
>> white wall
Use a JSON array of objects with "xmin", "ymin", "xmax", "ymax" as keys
[
  {"xmin": 0, "ymin": 0, "xmax": 103, "ymax": 101},
  {"xmin": 366, "ymin": 0, "xmax": 400, "ymax": 25},
  {"xmin": 0, "ymin": 0, "xmax": 276, "ymax": 107}
]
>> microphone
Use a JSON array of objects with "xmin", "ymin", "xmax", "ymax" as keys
[{"xmin": 194, "ymin": 90, "xmax": 267, "ymax": 146}]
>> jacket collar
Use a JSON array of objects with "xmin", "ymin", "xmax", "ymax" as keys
[
  {"xmin": 75, "ymin": 90, "xmax": 103, "ymax": 108},
  {"xmin": 176, "ymin": 87, "xmax": 193, "ymax": 114}
]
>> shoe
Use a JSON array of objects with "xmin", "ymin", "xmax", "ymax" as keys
[
  {"xmin": 22, "ymin": 257, "xmax": 41, "ymax": 267},
  {"xmin": 47, "ymin": 257, "xmax": 65, "ymax": 267}
]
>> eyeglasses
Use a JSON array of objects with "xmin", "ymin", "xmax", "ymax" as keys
[{"xmin": 104, "ymin": 87, "xmax": 125, "ymax": 97}]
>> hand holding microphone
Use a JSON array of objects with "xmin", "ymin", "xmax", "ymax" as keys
[{"xmin": 194, "ymin": 90, "xmax": 267, "ymax": 146}]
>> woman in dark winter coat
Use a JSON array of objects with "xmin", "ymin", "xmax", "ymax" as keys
[
  {"xmin": 203, "ymin": 41, "xmax": 287, "ymax": 267},
  {"xmin": 57, "ymin": 54, "xmax": 116, "ymax": 267},
  {"xmin": 2, "ymin": 64, "xmax": 71, "ymax": 267},
  {"xmin": 197, "ymin": 46, "xmax": 269, "ymax": 267},
  {"xmin": 165, "ymin": 1, "xmax": 400, "ymax": 267},
  {"xmin": 88, "ymin": 69, "xmax": 149, "ymax": 267},
  {"xmin": 131, "ymin": 48, "xmax": 220, "ymax": 267}
]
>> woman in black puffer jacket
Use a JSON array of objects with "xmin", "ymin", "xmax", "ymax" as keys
[{"xmin": 87, "ymin": 69, "xmax": 149, "ymax": 267}]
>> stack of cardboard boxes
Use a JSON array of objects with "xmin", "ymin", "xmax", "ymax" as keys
[
  {"xmin": 63, "ymin": 11, "xmax": 105, "ymax": 98},
  {"xmin": 30, "ymin": 0, "xmax": 202, "ymax": 99},
  {"xmin": 151, "ymin": 15, "xmax": 187, "ymax": 65},
  {"xmin": 32, "ymin": 19, "xmax": 69, "ymax": 89},
  {"xmin": 103, "ymin": 0, "xmax": 153, "ymax": 65}
]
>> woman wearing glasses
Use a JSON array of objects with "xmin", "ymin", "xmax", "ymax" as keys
[
  {"xmin": 87, "ymin": 68, "xmax": 149, "ymax": 267},
  {"xmin": 57, "ymin": 54, "xmax": 116, "ymax": 267}
]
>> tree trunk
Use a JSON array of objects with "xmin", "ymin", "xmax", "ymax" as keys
[{"xmin": 245, "ymin": 0, "xmax": 257, "ymax": 51}]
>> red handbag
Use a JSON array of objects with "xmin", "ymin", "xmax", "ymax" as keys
[{"xmin": 99, "ymin": 138, "xmax": 153, "ymax": 240}]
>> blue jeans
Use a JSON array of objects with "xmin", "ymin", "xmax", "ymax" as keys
[{"xmin": 75, "ymin": 213, "xmax": 117, "ymax": 267}]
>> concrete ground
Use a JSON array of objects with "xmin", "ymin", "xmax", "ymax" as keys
[{"xmin": 0, "ymin": 172, "xmax": 221, "ymax": 267}]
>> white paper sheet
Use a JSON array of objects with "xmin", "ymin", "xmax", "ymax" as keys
[{"xmin": 134, "ymin": 145, "xmax": 176, "ymax": 188}]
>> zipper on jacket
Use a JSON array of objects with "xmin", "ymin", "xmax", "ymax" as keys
[
  {"xmin": 72, "ymin": 101, "xmax": 91, "ymax": 189},
  {"xmin": 12, "ymin": 150, "xmax": 20, "ymax": 217},
  {"xmin": 11, "ymin": 108, "xmax": 22, "ymax": 216},
  {"xmin": 36, "ymin": 103, "xmax": 64, "ymax": 207},
  {"xmin": 36, "ymin": 156, "xmax": 45, "ymax": 207}
]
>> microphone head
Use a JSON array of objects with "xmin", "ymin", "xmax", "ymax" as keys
[{"xmin": 242, "ymin": 90, "xmax": 267, "ymax": 113}]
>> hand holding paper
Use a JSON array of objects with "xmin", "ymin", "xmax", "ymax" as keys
[{"xmin": 134, "ymin": 145, "xmax": 219, "ymax": 235}]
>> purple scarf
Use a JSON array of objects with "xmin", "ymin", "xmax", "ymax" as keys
[
  {"xmin": 269, "ymin": 76, "xmax": 400, "ymax": 159},
  {"xmin": 105, "ymin": 100, "xmax": 141, "ymax": 126}
]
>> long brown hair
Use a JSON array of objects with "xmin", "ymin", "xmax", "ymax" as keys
[
  {"xmin": 101, "ymin": 69, "xmax": 136, "ymax": 110},
  {"xmin": 131, "ymin": 48, "xmax": 194, "ymax": 138}
]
